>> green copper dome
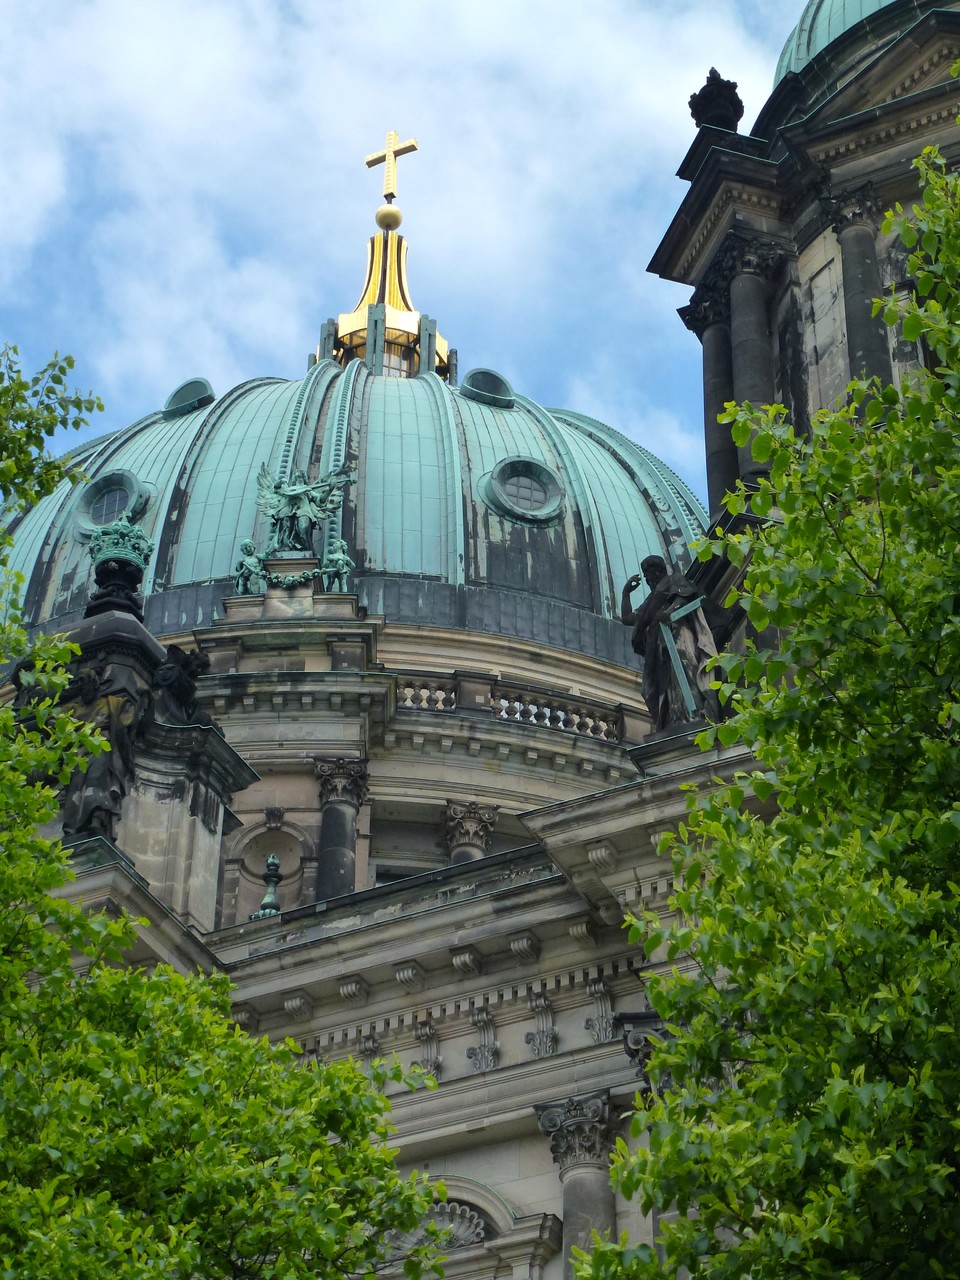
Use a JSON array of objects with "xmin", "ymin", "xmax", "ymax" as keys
[
  {"xmin": 9, "ymin": 360, "xmax": 705, "ymax": 666},
  {"xmin": 775, "ymin": 0, "xmax": 898, "ymax": 81}
]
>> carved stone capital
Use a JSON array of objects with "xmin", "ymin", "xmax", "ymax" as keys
[
  {"xmin": 445, "ymin": 799, "xmax": 499, "ymax": 858},
  {"xmin": 830, "ymin": 183, "xmax": 883, "ymax": 236},
  {"xmin": 709, "ymin": 232, "xmax": 784, "ymax": 288},
  {"xmin": 535, "ymin": 1091, "xmax": 616, "ymax": 1170},
  {"xmin": 679, "ymin": 283, "xmax": 729, "ymax": 336},
  {"xmin": 314, "ymin": 756, "xmax": 369, "ymax": 809}
]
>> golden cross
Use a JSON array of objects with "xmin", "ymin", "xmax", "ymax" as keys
[{"xmin": 365, "ymin": 130, "xmax": 419, "ymax": 202}]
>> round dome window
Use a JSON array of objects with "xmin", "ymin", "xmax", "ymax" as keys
[
  {"xmin": 482, "ymin": 457, "xmax": 564, "ymax": 523},
  {"xmin": 75, "ymin": 470, "xmax": 150, "ymax": 537}
]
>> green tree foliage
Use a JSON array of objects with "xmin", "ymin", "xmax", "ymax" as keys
[
  {"xmin": 0, "ymin": 348, "xmax": 437, "ymax": 1279},
  {"xmin": 581, "ymin": 148, "xmax": 960, "ymax": 1280}
]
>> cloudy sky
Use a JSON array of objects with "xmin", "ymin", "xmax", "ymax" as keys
[{"xmin": 1, "ymin": 0, "xmax": 797, "ymax": 503}]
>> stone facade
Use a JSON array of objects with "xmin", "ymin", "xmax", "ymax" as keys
[{"xmin": 21, "ymin": 3, "xmax": 960, "ymax": 1275}]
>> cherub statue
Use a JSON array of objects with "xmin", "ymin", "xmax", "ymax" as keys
[
  {"xmin": 322, "ymin": 539, "xmax": 355, "ymax": 593},
  {"xmin": 256, "ymin": 462, "xmax": 355, "ymax": 555},
  {"xmin": 234, "ymin": 539, "xmax": 264, "ymax": 595}
]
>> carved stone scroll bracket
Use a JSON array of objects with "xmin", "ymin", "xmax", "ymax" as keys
[
  {"xmin": 445, "ymin": 799, "xmax": 500, "ymax": 864},
  {"xmin": 613, "ymin": 1011, "xmax": 671, "ymax": 1094},
  {"xmin": 358, "ymin": 1032, "xmax": 382, "ymax": 1063},
  {"xmin": 510, "ymin": 931, "xmax": 542, "ymax": 963},
  {"xmin": 466, "ymin": 1007, "xmax": 499, "ymax": 1074},
  {"xmin": 451, "ymin": 946, "xmax": 483, "ymax": 978},
  {"xmin": 283, "ymin": 991, "xmax": 314, "ymax": 1022},
  {"xmin": 264, "ymin": 805, "xmax": 285, "ymax": 829},
  {"xmin": 585, "ymin": 978, "xmax": 616, "ymax": 1045},
  {"xmin": 339, "ymin": 976, "xmax": 370, "ymax": 1005},
  {"xmin": 534, "ymin": 1091, "xmax": 616, "ymax": 1172},
  {"xmin": 414, "ymin": 1018, "xmax": 442, "ymax": 1079},
  {"xmin": 525, "ymin": 993, "xmax": 559, "ymax": 1059},
  {"xmin": 396, "ymin": 962, "xmax": 426, "ymax": 991},
  {"xmin": 232, "ymin": 1004, "xmax": 259, "ymax": 1033}
]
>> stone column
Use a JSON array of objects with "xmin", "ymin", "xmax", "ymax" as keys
[
  {"xmin": 314, "ymin": 757, "xmax": 369, "ymax": 899},
  {"xmin": 832, "ymin": 186, "xmax": 893, "ymax": 387},
  {"xmin": 681, "ymin": 285, "xmax": 736, "ymax": 514},
  {"xmin": 535, "ymin": 1092, "xmax": 617, "ymax": 1280},
  {"xmin": 718, "ymin": 234, "xmax": 783, "ymax": 483},
  {"xmin": 444, "ymin": 799, "xmax": 499, "ymax": 864}
]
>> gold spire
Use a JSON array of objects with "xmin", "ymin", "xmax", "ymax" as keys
[{"xmin": 329, "ymin": 131, "xmax": 448, "ymax": 378}]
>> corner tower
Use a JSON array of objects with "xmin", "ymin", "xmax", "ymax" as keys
[{"xmin": 651, "ymin": 0, "xmax": 960, "ymax": 516}]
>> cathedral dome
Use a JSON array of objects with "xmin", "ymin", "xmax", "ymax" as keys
[
  {"xmin": 774, "ymin": 0, "xmax": 923, "ymax": 82},
  {"xmin": 9, "ymin": 135, "xmax": 705, "ymax": 669},
  {"xmin": 8, "ymin": 360, "xmax": 703, "ymax": 665}
]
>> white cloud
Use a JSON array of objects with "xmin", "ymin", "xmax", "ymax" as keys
[{"xmin": 0, "ymin": 0, "xmax": 793, "ymax": 483}]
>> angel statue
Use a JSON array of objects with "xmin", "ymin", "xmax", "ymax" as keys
[{"xmin": 256, "ymin": 462, "xmax": 355, "ymax": 556}]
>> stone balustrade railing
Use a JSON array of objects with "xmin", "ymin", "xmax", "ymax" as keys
[{"xmin": 397, "ymin": 674, "xmax": 624, "ymax": 743}]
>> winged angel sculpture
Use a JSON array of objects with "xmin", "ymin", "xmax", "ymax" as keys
[{"xmin": 256, "ymin": 463, "xmax": 354, "ymax": 555}]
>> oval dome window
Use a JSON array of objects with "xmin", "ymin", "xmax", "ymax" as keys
[{"xmin": 482, "ymin": 457, "xmax": 564, "ymax": 523}]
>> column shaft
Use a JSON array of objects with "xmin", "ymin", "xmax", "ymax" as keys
[
  {"xmin": 558, "ymin": 1164, "xmax": 616, "ymax": 1280},
  {"xmin": 316, "ymin": 800, "xmax": 358, "ymax": 899},
  {"xmin": 730, "ymin": 270, "xmax": 776, "ymax": 481},
  {"xmin": 837, "ymin": 221, "xmax": 892, "ymax": 386},
  {"xmin": 701, "ymin": 319, "xmax": 737, "ymax": 513}
]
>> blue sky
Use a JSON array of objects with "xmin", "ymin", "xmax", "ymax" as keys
[{"xmin": 1, "ymin": 0, "xmax": 795, "ymax": 503}]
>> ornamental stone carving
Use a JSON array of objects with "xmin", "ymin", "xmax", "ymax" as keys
[
  {"xmin": 338, "ymin": 976, "xmax": 370, "ymax": 1005},
  {"xmin": 615, "ymin": 1012, "xmax": 672, "ymax": 1094},
  {"xmin": 535, "ymin": 1092, "xmax": 616, "ymax": 1171},
  {"xmin": 830, "ymin": 182, "xmax": 883, "ymax": 236},
  {"xmin": 525, "ymin": 993, "xmax": 559, "ymax": 1059},
  {"xmin": 585, "ymin": 978, "xmax": 616, "ymax": 1045},
  {"xmin": 688, "ymin": 67, "xmax": 744, "ymax": 132},
  {"xmin": 387, "ymin": 1200, "xmax": 485, "ymax": 1254},
  {"xmin": 709, "ymin": 232, "xmax": 785, "ymax": 288},
  {"xmin": 466, "ymin": 1007, "xmax": 499, "ymax": 1073},
  {"xmin": 314, "ymin": 757, "xmax": 370, "ymax": 809},
  {"xmin": 445, "ymin": 799, "xmax": 499, "ymax": 862},
  {"xmin": 679, "ymin": 283, "xmax": 729, "ymax": 337},
  {"xmin": 414, "ymin": 1019, "xmax": 442, "ymax": 1079}
]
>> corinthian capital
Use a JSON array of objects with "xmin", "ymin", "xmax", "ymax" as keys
[
  {"xmin": 314, "ymin": 756, "xmax": 370, "ymax": 809},
  {"xmin": 710, "ymin": 232, "xmax": 785, "ymax": 287},
  {"xmin": 830, "ymin": 183, "xmax": 883, "ymax": 236},
  {"xmin": 679, "ymin": 283, "xmax": 729, "ymax": 336},
  {"xmin": 445, "ymin": 799, "xmax": 499, "ymax": 855},
  {"xmin": 534, "ymin": 1091, "xmax": 616, "ymax": 1170}
]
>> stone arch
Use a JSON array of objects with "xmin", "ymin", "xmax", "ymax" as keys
[{"xmin": 220, "ymin": 815, "xmax": 314, "ymax": 926}]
